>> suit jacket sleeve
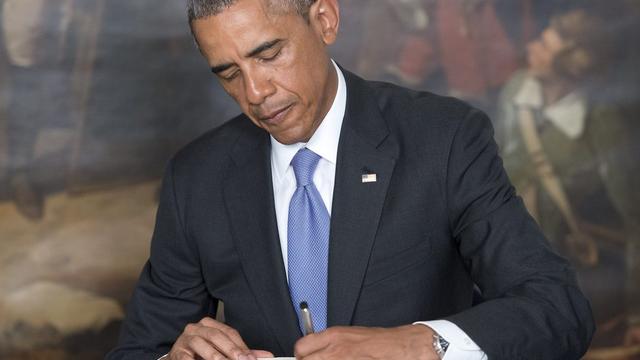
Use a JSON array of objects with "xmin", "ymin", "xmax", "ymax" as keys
[
  {"xmin": 106, "ymin": 159, "xmax": 214, "ymax": 360},
  {"xmin": 443, "ymin": 108, "xmax": 595, "ymax": 359}
]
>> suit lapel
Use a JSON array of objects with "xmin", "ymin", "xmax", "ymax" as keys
[
  {"xmin": 223, "ymin": 122, "xmax": 300, "ymax": 354},
  {"xmin": 328, "ymin": 71, "xmax": 399, "ymax": 326}
]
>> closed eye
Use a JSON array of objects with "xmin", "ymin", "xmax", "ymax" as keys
[
  {"xmin": 261, "ymin": 48, "xmax": 281, "ymax": 62},
  {"xmin": 222, "ymin": 71, "xmax": 240, "ymax": 81},
  {"xmin": 215, "ymin": 66, "xmax": 240, "ymax": 81}
]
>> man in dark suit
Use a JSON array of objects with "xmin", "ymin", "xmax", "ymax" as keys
[{"xmin": 107, "ymin": 0, "xmax": 594, "ymax": 359}]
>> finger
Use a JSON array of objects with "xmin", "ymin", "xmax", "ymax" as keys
[
  {"xmin": 199, "ymin": 317, "xmax": 250, "ymax": 351},
  {"xmin": 250, "ymin": 349, "xmax": 274, "ymax": 358},
  {"xmin": 189, "ymin": 335, "xmax": 226, "ymax": 360},
  {"xmin": 169, "ymin": 348, "xmax": 196, "ymax": 360},
  {"xmin": 294, "ymin": 332, "xmax": 332, "ymax": 358},
  {"xmin": 194, "ymin": 326, "xmax": 253, "ymax": 360}
]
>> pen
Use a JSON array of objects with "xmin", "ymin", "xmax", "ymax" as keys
[{"xmin": 299, "ymin": 301, "xmax": 315, "ymax": 335}]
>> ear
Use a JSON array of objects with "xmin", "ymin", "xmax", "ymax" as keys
[{"xmin": 308, "ymin": 0, "xmax": 340, "ymax": 45}]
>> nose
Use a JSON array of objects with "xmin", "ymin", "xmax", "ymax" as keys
[{"xmin": 243, "ymin": 68, "xmax": 276, "ymax": 105}]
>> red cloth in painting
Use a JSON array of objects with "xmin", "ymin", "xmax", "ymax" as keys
[
  {"xmin": 396, "ymin": 34, "xmax": 437, "ymax": 81},
  {"xmin": 434, "ymin": 0, "xmax": 532, "ymax": 98}
]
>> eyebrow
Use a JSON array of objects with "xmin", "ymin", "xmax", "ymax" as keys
[{"xmin": 210, "ymin": 38, "xmax": 284, "ymax": 74}]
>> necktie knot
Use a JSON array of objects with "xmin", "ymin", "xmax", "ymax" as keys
[{"xmin": 291, "ymin": 148, "xmax": 321, "ymax": 187}]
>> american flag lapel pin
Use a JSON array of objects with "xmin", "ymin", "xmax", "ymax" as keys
[{"xmin": 361, "ymin": 172, "xmax": 377, "ymax": 183}]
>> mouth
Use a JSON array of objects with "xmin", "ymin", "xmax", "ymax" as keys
[{"xmin": 259, "ymin": 104, "xmax": 293, "ymax": 125}]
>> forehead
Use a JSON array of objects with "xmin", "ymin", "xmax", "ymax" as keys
[
  {"xmin": 192, "ymin": 0, "xmax": 297, "ymax": 59},
  {"xmin": 542, "ymin": 28, "xmax": 565, "ymax": 50}
]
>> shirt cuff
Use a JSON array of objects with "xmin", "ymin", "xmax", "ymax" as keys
[
  {"xmin": 414, "ymin": 320, "xmax": 488, "ymax": 360},
  {"xmin": 157, "ymin": 355, "xmax": 168, "ymax": 360}
]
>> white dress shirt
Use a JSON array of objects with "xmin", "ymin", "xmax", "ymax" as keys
[{"xmin": 270, "ymin": 61, "xmax": 487, "ymax": 359}]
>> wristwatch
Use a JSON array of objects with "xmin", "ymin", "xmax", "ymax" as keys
[{"xmin": 433, "ymin": 333, "xmax": 450, "ymax": 359}]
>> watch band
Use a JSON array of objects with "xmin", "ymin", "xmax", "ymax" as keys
[{"xmin": 433, "ymin": 333, "xmax": 450, "ymax": 359}]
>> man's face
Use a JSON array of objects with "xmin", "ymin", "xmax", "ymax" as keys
[
  {"xmin": 526, "ymin": 27, "xmax": 566, "ymax": 81},
  {"xmin": 191, "ymin": 0, "xmax": 339, "ymax": 145}
]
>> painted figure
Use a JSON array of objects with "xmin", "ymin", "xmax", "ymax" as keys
[
  {"xmin": 1, "ymin": 0, "xmax": 74, "ymax": 220},
  {"xmin": 497, "ymin": 7, "xmax": 640, "ymax": 351}
]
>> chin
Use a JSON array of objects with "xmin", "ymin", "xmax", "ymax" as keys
[
  {"xmin": 273, "ymin": 129, "xmax": 312, "ymax": 145},
  {"xmin": 269, "ymin": 131, "xmax": 297, "ymax": 145}
]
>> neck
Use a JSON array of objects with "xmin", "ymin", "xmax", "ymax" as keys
[{"xmin": 540, "ymin": 77, "xmax": 573, "ymax": 106}]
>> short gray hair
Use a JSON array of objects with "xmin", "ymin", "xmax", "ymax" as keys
[{"xmin": 186, "ymin": 0, "xmax": 318, "ymax": 23}]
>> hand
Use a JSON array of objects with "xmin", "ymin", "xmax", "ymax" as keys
[
  {"xmin": 294, "ymin": 324, "xmax": 439, "ymax": 360},
  {"xmin": 169, "ymin": 317, "xmax": 274, "ymax": 360}
]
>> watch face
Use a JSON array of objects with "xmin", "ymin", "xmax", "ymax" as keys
[
  {"xmin": 439, "ymin": 335, "xmax": 450, "ymax": 353},
  {"xmin": 433, "ymin": 334, "xmax": 449, "ymax": 359}
]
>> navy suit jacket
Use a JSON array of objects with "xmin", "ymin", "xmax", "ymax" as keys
[{"xmin": 108, "ymin": 69, "xmax": 594, "ymax": 359}]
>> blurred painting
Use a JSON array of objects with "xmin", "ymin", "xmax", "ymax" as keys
[{"xmin": 0, "ymin": 0, "xmax": 638, "ymax": 359}]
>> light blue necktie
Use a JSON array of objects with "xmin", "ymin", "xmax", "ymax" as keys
[{"xmin": 288, "ymin": 148, "xmax": 330, "ymax": 332}]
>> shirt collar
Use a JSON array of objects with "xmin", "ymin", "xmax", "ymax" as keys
[
  {"xmin": 270, "ymin": 60, "xmax": 346, "ymax": 181},
  {"xmin": 513, "ymin": 75, "xmax": 587, "ymax": 139}
]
